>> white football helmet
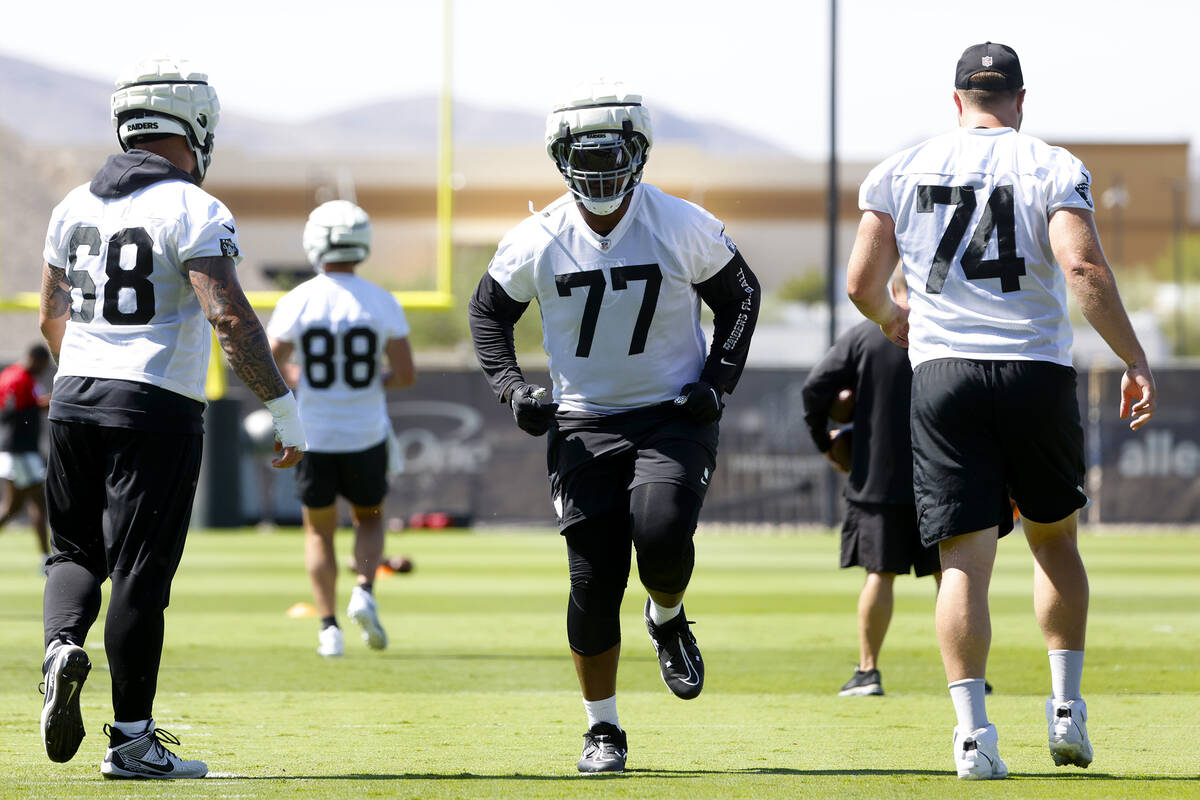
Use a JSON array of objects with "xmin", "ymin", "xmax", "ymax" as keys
[
  {"xmin": 545, "ymin": 80, "xmax": 653, "ymax": 216},
  {"xmin": 111, "ymin": 57, "xmax": 220, "ymax": 180},
  {"xmin": 303, "ymin": 201, "xmax": 372, "ymax": 269}
]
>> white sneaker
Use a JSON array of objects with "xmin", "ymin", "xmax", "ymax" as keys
[
  {"xmin": 317, "ymin": 625, "xmax": 344, "ymax": 657},
  {"xmin": 100, "ymin": 721, "xmax": 207, "ymax": 779},
  {"xmin": 1047, "ymin": 698, "xmax": 1093, "ymax": 767},
  {"xmin": 347, "ymin": 586, "xmax": 387, "ymax": 650},
  {"xmin": 953, "ymin": 724, "xmax": 1008, "ymax": 780}
]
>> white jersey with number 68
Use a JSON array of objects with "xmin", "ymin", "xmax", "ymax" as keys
[
  {"xmin": 43, "ymin": 178, "xmax": 240, "ymax": 403},
  {"xmin": 860, "ymin": 126, "xmax": 1094, "ymax": 367}
]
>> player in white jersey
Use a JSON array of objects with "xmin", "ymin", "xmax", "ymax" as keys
[
  {"xmin": 37, "ymin": 58, "xmax": 305, "ymax": 779},
  {"xmin": 846, "ymin": 42, "xmax": 1156, "ymax": 779},
  {"xmin": 468, "ymin": 81, "xmax": 759, "ymax": 773},
  {"xmin": 268, "ymin": 200, "xmax": 415, "ymax": 658}
]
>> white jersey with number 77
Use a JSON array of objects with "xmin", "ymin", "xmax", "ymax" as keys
[{"xmin": 487, "ymin": 183, "xmax": 737, "ymax": 414}]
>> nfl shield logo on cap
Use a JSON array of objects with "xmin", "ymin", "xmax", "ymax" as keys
[{"xmin": 955, "ymin": 42, "xmax": 1024, "ymax": 90}]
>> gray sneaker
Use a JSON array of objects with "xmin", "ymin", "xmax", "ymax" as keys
[
  {"xmin": 100, "ymin": 722, "xmax": 208, "ymax": 779},
  {"xmin": 838, "ymin": 667, "xmax": 884, "ymax": 696},
  {"xmin": 578, "ymin": 722, "xmax": 627, "ymax": 774}
]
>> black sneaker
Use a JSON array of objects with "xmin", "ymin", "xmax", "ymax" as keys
[
  {"xmin": 40, "ymin": 643, "xmax": 92, "ymax": 762},
  {"xmin": 838, "ymin": 667, "xmax": 884, "ymax": 696},
  {"xmin": 577, "ymin": 722, "xmax": 627, "ymax": 773},
  {"xmin": 643, "ymin": 598, "xmax": 704, "ymax": 700}
]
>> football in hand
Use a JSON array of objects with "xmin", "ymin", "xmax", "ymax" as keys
[
  {"xmin": 829, "ymin": 388, "xmax": 855, "ymax": 424},
  {"xmin": 828, "ymin": 426, "xmax": 852, "ymax": 472}
]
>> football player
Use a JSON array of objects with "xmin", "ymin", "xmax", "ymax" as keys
[
  {"xmin": 468, "ymin": 80, "xmax": 760, "ymax": 773},
  {"xmin": 846, "ymin": 42, "xmax": 1156, "ymax": 778},
  {"xmin": 0, "ymin": 343, "xmax": 53, "ymax": 572},
  {"xmin": 268, "ymin": 200, "xmax": 415, "ymax": 658},
  {"xmin": 38, "ymin": 57, "xmax": 306, "ymax": 779}
]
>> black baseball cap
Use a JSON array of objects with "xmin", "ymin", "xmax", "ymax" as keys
[{"xmin": 955, "ymin": 42, "xmax": 1023, "ymax": 90}]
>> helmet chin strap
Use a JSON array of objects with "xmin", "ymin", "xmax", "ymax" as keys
[{"xmin": 189, "ymin": 132, "xmax": 215, "ymax": 182}]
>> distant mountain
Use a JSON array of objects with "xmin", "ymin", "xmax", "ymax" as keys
[
  {"xmin": 0, "ymin": 53, "xmax": 785, "ymax": 155},
  {"xmin": 0, "ymin": 54, "xmax": 114, "ymax": 146}
]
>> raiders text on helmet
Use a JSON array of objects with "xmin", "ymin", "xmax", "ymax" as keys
[
  {"xmin": 111, "ymin": 57, "xmax": 220, "ymax": 180},
  {"xmin": 303, "ymin": 200, "xmax": 372, "ymax": 269},
  {"xmin": 545, "ymin": 80, "xmax": 653, "ymax": 216}
]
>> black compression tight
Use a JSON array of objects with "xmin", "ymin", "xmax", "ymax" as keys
[
  {"xmin": 43, "ymin": 564, "xmax": 168, "ymax": 722},
  {"xmin": 565, "ymin": 482, "xmax": 704, "ymax": 655}
]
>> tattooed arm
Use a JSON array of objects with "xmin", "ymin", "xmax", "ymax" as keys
[
  {"xmin": 39, "ymin": 262, "xmax": 71, "ymax": 363},
  {"xmin": 188, "ymin": 256, "xmax": 288, "ymax": 401},
  {"xmin": 188, "ymin": 255, "xmax": 303, "ymax": 468}
]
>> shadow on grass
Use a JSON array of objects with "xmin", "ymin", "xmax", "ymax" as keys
[{"xmin": 207, "ymin": 768, "xmax": 1200, "ymax": 781}]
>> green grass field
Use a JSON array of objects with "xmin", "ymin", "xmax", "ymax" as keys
[{"xmin": 1, "ymin": 525, "xmax": 1197, "ymax": 799}]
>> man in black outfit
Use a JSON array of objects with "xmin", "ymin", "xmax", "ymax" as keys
[{"xmin": 803, "ymin": 270, "xmax": 941, "ymax": 696}]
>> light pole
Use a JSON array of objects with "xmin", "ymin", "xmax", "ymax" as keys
[
  {"xmin": 823, "ymin": 0, "xmax": 839, "ymax": 529},
  {"xmin": 1172, "ymin": 179, "xmax": 1186, "ymax": 355}
]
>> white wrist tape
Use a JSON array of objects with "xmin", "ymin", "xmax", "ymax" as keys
[{"xmin": 264, "ymin": 392, "xmax": 307, "ymax": 450}]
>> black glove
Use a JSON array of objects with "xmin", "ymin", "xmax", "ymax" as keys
[
  {"xmin": 674, "ymin": 380, "xmax": 724, "ymax": 424},
  {"xmin": 510, "ymin": 383, "xmax": 558, "ymax": 436}
]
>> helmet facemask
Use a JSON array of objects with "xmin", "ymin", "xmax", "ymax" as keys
[{"xmin": 552, "ymin": 122, "xmax": 648, "ymax": 216}]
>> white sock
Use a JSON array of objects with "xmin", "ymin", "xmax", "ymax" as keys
[
  {"xmin": 1048, "ymin": 649, "xmax": 1084, "ymax": 701},
  {"xmin": 583, "ymin": 696, "xmax": 619, "ymax": 730},
  {"xmin": 112, "ymin": 719, "xmax": 152, "ymax": 738},
  {"xmin": 948, "ymin": 678, "xmax": 989, "ymax": 732},
  {"xmin": 649, "ymin": 598, "xmax": 682, "ymax": 626}
]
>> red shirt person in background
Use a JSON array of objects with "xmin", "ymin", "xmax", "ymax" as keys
[{"xmin": 0, "ymin": 343, "xmax": 52, "ymax": 572}]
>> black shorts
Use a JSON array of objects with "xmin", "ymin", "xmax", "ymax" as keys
[
  {"xmin": 294, "ymin": 438, "xmax": 389, "ymax": 508},
  {"xmin": 45, "ymin": 421, "xmax": 203, "ymax": 607},
  {"xmin": 547, "ymin": 403, "xmax": 718, "ymax": 532},
  {"xmin": 911, "ymin": 358, "xmax": 1085, "ymax": 547},
  {"xmin": 841, "ymin": 500, "xmax": 941, "ymax": 577}
]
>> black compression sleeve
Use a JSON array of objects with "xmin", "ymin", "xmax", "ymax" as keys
[
  {"xmin": 467, "ymin": 272, "xmax": 530, "ymax": 404},
  {"xmin": 695, "ymin": 251, "xmax": 759, "ymax": 394}
]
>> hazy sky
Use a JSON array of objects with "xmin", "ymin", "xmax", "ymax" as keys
[{"xmin": 3, "ymin": 0, "xmax": 1197, "ymax": 161}]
